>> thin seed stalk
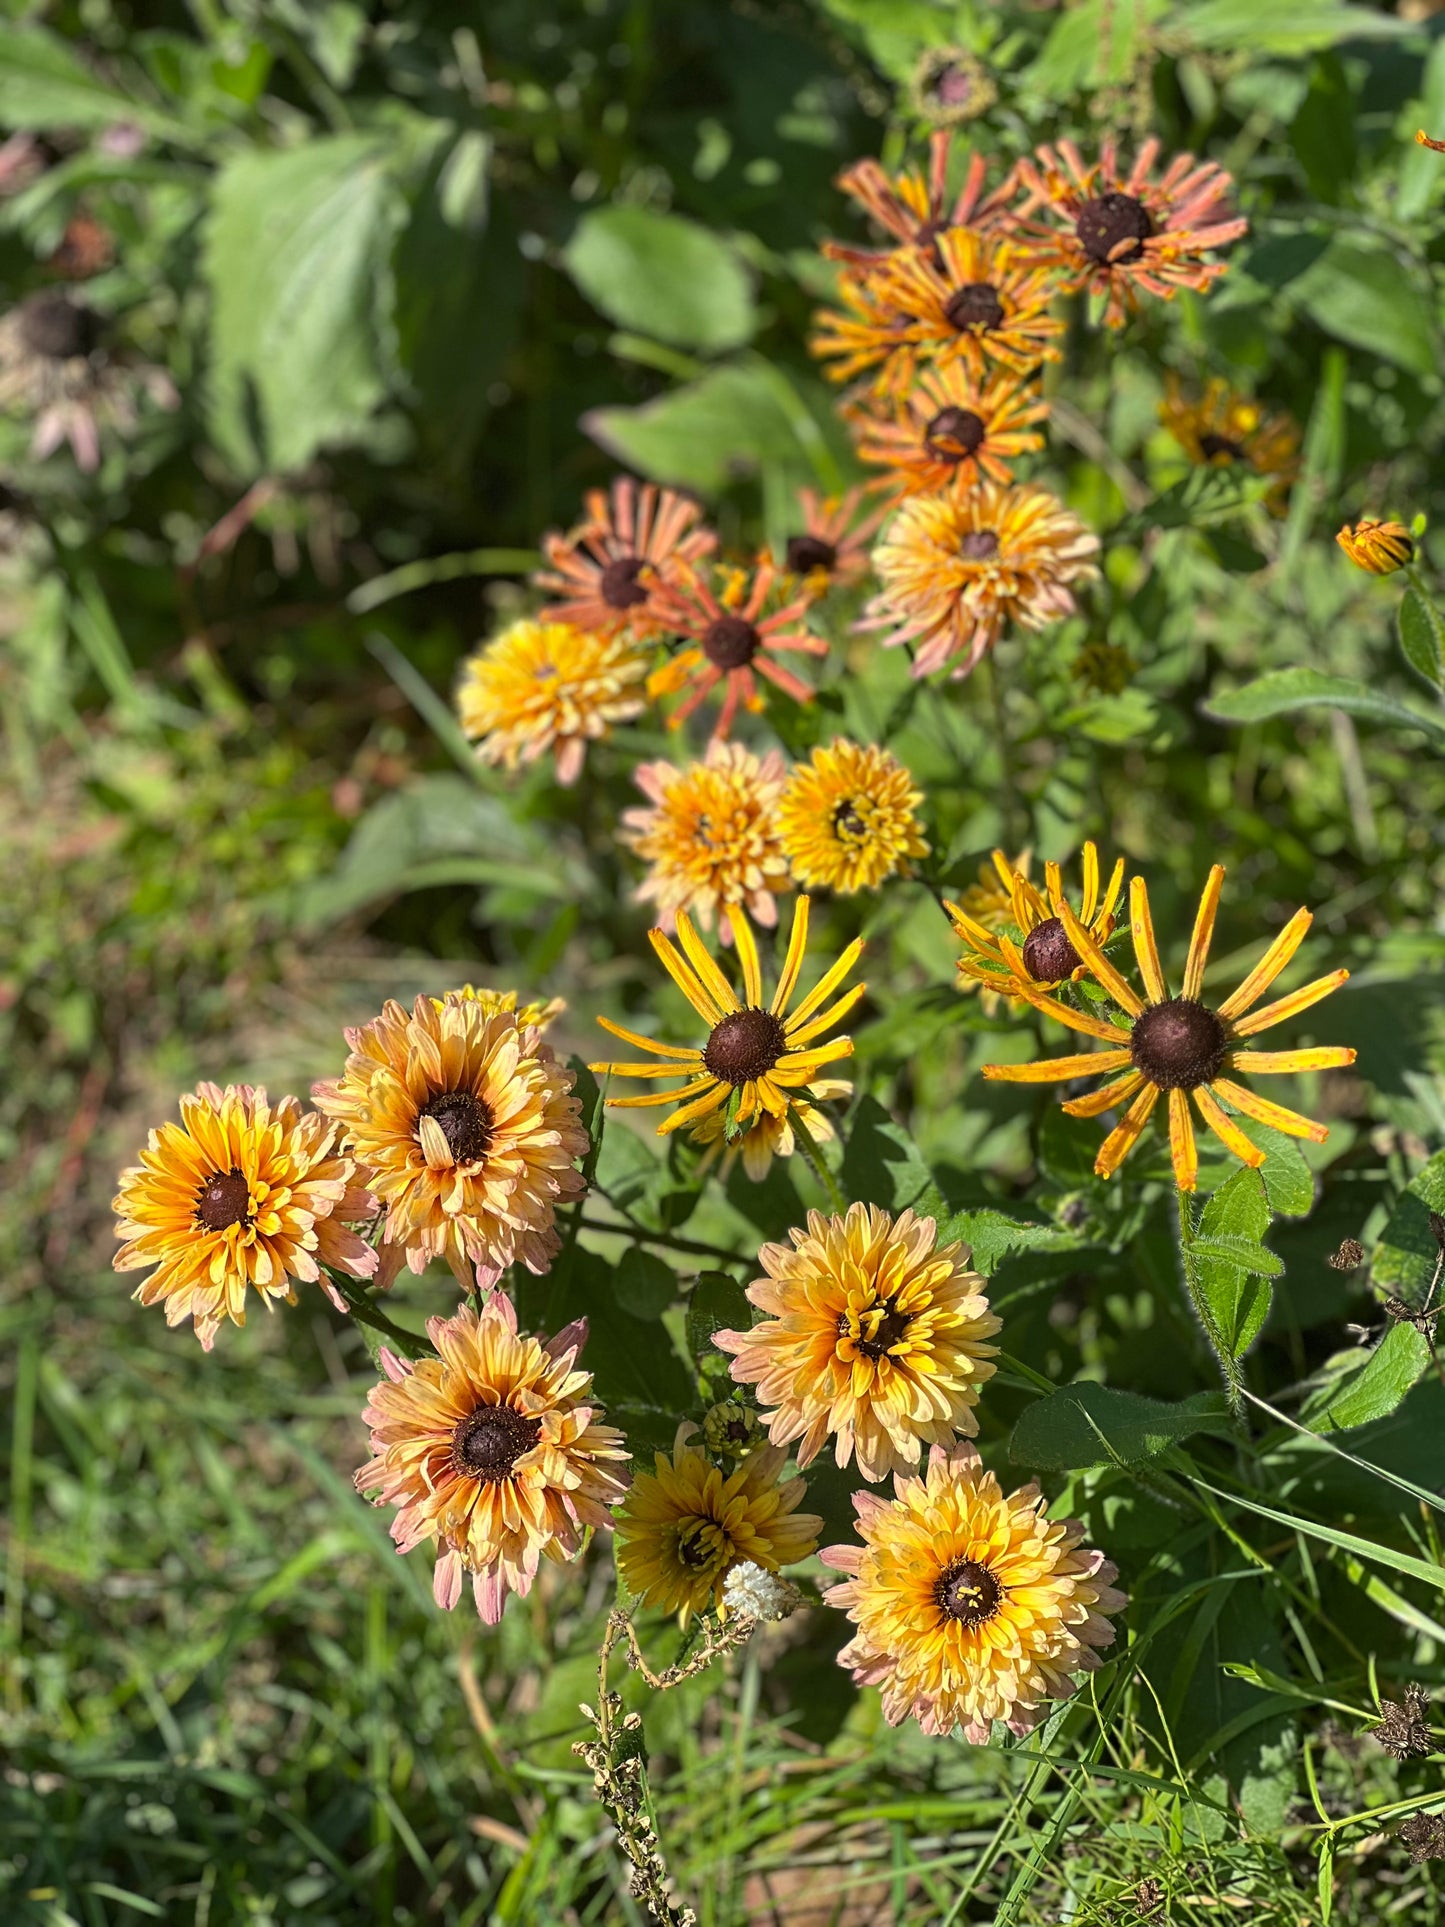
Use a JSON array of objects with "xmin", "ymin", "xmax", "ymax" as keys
[{"xmin": 1175, "ymin": 1185, "xmax": 1244, "ymax": 1415}]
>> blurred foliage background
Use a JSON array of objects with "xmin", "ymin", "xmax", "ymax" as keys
[{"xmin": 5, "ymin": 0, "xmax": 1445, "ymax": 1922}]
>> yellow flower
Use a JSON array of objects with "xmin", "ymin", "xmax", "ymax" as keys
[
  {"xmin": 821, "ymin": 1441, "xmax": 1126, "ymax": 1740},
  {"xmin": 688, "ymin": 1083, "xmax": 853, "ymax": 1185},
  {"xmin": 1336, "ymin": 518, "xmax": 1414, "ymax": 576},
  {"xmin": 621, "ymin": 740, "xmax": 792, "ymax": 940},
  {"xmin": 950, "ymin": 849, "xmax": 1034, "ymax": 1016},
  {"xmin": 614, "ymin": 1425, "xmax": 821, "ymax": 1621},
  {"xmin": 947, "ymin": 841, "xmax": 1125, "ymax": 1001},
  {"xmin": 589, "ymin": 896, "xmax": 864, "ymax": 1180},
  {"xmin": 355, "ymin": 1296, "xmax": 628, "ymax": 1623},
  {"xmin": 440, "ymin": 985, "xmax": 565, "ymax": 1032},
  {"xmin": 715, "ymin": 1205, "xmax": 1000, "ymax": 1483},
  {"xmin": 112, "ymin": 1083, "xmax": 378, "ymax": 1350},
  {"xmin": 1159, "ymin": 376, "xmax": 1299, "ymax": 511},
  {"xmin": 313, "ymin": 994, "xmax": 588, "ymax": 1288},
  {"xmin": 982, "ymin": 867, "xmax": 1357, "ymax": 1192},
  {"xmin": 863, "ymin": 482, "xmax": 1099, "ymax": 680},
  {"xmin": 777, "ymin": 740, "xmax": 930, "ymax": 895},
  {"xmin": 456, "ymin": 617, "xmax": 648, "ymax": 786}
]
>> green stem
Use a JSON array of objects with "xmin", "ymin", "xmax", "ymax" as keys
[
  {"xmin": 1175, "ymin": 1186, "xmax": 1244, "ymax": 1416},
  {"xmin": 326, "ymin": 1271, "xmax": 432, "ymax": 1362},
  {"xmin": 578, "ymin": 1213, "xmax": 741, "ymax": 1266},
  {"xmin": 790, "ymin": 1107, "xmax": 848, "ymax": 1216},
  {"xmin": 981, "ymin": 653, "xmax": 1025, "ymax": 849}
]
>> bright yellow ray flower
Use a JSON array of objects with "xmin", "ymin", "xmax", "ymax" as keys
[{"xmin": 948, "ymin": 840, "xmax": 1125, "ymax": 1001}]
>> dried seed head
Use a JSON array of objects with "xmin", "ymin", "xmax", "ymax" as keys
[
  {"xmin": 1373, "ymin": 1683, "xmax": 1433, "ymax": 1762},
  {"xmin": 1327, "ymin": 1238, "xmax": 1366, "ymax": 1272},
  {"xmin": 923, "ymin": 405, "xmax": 987, "ymax": 462},
  {"xmin": 1075, "ymin": 191, "xmax": 1154, "ymax": 266},
  {"xmin": 1021, "ymin": 915, "xmax": 1082, "ymax": 984},
  {"xmin": 701, "ymin": 614, "xmax": 760, "ymax": 670},
  {"xmin": 599, "ymin": 556, "xmax": 650, "ymax": 610},
  {"xmin": 450, "ymin": 1403, "xmax": 542, "ymax": 1482},
  {"xmin": 944, "ymin": 282, "xmax": 1005, "ymax": 333},
  {"xmin": 785, "ymin": 533, "xmax": 837, "ymax": 575}
]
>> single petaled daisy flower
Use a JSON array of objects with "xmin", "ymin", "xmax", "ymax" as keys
[
  {"xmin": 1337, "ymin": 518, "xmax": 1414, "ymax": 576},
  {"xmin": 589, "ymin": 894, "xmax": 864, "ymax": 1178},
  {"xmin": 112, "ymin": 1084, "xmax": 378, "ymax": 1351},
  {"xmin": 355, "ymin": 1296, "xmax": 628, "ymax": 1624},
  {"xmin": 777, "ymin": 739, "xmax": 930, "ymax": 895},
  {"xmin": 1015, "ymin": 137, "xmax": 1247, "ymax": 329},
  {"xmin": 779, "ymin": 485, "xmax": 887, "ymax": 600},
  {"xmin": 847, "ymin": 362, "xmax": 1049, "ymax": 499},
  {"xmin": 863, "ymin": 481, "xmax": 1100, "ymax": 679},
  {"xmin": 947, "ymin": 841, "xmax": 1125, "ymax": 1001},
  {"xmin": 648, "ymin": 557, "xmax": 827, "ymax": 740},
  {"xmin": 313, "ymin": 993, "xmax": 588, "ymax": 1289},
  {"xmin": 690, "ymin": 1081, "xmax": 854, "ymax": 1184},
  {"xmin": 821, "ymin": 1441, "xmax": 1126, "ymax": 1740},
  {"xmin": 534, "ymin": 474, "xmax": 715, "ymax": 638},
  {"xmin": 622, "ymin": 739, "xmax": 791, "ymax": 941},
  {"xmin": 0, "ymin": 292, "xmax": 177, "ymax": 472},
  {"xmin": 825, "ymin": 132, "xmax": 1019, "ymax": 274},
  {"xmin": 715, "ymin": 1204, "xmax": 1000, "ymax": 1483},
  {"xmin": 613, "ymin": 1424, "xmax": 821, "ymax": 1621},
  {"xmin": 982, "ymin": 867, "xmax": 1358, "ymax": 1192},
  {"xmin": 457, "ymin": 617, "xmax": 649, "ymax": 787},
  {"xmin": 1159, "ymin": 376, "xmax": 1298, "ymax": 511}
]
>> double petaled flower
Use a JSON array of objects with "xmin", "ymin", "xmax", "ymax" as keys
[
  {"xmin": 457, "ymin": 617, "xmax": 649, "ymax": 786},
  {"xmin": 777, "ymin": 739, "xmax": 930, "ymax": 895}
]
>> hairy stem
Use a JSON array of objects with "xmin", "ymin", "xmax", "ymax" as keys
[{"xmin": 1175, "ymin": 1186, "xmax": 1244, "ymax": 1415}]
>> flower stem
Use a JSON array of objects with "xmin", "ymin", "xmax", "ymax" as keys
[
  {"xmin": 1174, "ymin": 1186, "xmax": 1244, "ymax": 1415},
  {"xmin": 325, "ymin": 1271, "xmax": 432, "ymax": 1362},
  {"xmin": 789, "ymin": 1107, "xmax": 848, "ymax": 1216},
  {"xmin": 981, "ymin": 653, "xmax": 1025, "ymax": 849}
]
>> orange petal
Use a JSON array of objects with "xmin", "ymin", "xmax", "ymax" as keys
[
  {"xmin": 1192, "ymin": 1084, "xmax": 1265, "ymax": 1167},
  {"xmin": 1229, "ymin": 969, "xmax": 1350, "ymax": 1039},
  {"xmin": 1168, "ymin": 1087, "xmax": 1198, "ymax": 1192},
  {"xmin": 1094, "ymin": 1083, "xmax": 1160, "ymax": 1179},
  {"xmin": 983, "ymin": 1050, "xmax": 1132, "ymax": 1084},
  {"xmin": 1060, "ymin": 901, "xmax": 1144, "ymax": 1017},
  {"xmin": 1182, "ymin": 866, "xmax": 1224, "ymax": 1001},
  {"xmin": 1209, "ymin": 1078, "xmax": 1329, "ymax": 1143},
  {"xmin": 1129, "ymin": 877, "xmax": 1167, "ymax": 1004},
  {"xmin": 1226, "ymin": 1047, "xmax": 1357, "ymax": 1074},
  {"xmin": 1061, "ymin": 1069, "xmax": 1143, "ymax": 1117},
  {"xmin": 1216, "ymin": 908, "xmax": 1312, "ymax": 1021}
]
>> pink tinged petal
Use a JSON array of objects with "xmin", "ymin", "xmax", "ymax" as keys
[
  {"xmin": 544, "ymin": 1316, "xmax": 589, "ymax": 1362},
  {"xmin": 433, "ymin": 1549, "xmax": 465, "ymax": 1612},
  {"xmin": 473, "ymin": 1566, "xmax": 508, "ymax": 1623}
]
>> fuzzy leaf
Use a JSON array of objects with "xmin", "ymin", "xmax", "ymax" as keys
[
  {"xmin": 1010, "ymin": 1383, "xmax": 1232, "ymax": 1471},
  {"xmin": 1399, "ymin": 589, "xmax": 1445, "ymax": 693},
  {"xmin": 1303, "ymin": 1323, "xmax": 1433, "ymax": 1432},
  {"xmin": 563, "ymin": 205, "xmax": 756, "ymax": 353},
  {"xmin": 685, "ymin": 1270, "xmax": 753, "ymax": 1369},
  {"xmin": 1204, "ymin": 669, "xmax": 1445, "ymax": 747}
]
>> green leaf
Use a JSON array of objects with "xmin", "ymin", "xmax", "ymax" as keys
[
  {"xmin": 1023, "ymin": 0, "xmax": 1170, "ymax": 97},
  {"xmin": 1239, "ymin": 1117, "xmax": 1316, "ymax": 1218},
  {"xmin": 1287, "ymin": 240, "xmax": 1437, "ymax": 378},
  {"xmin": 938, "ymin": 1209, "xmax": 1076, "ymax": 1278},
  {"xmin": 1121, "ymin": 465, "xmax": 1276, "ymax": 537},
  {"xmin": 1193, "ymin": 1477, "xmax": 1445, "ymax": 1594},
  {"xmin": 1373, "ymin": 1150, "xmax": 1445, "ymax": 1302},
  {"xmin": 839, "ymin": 1096, "xmax": 937, "ymax": 1215},
  {"xmin": 1399, "ymin": 589, "xmax": 1445, "ymax": 694},
  {"xmin": 1190, "ymin": 1235, "xmax": 1284, "ymax": 1278},
  {"xmin": 0, "ymin": 27, "xmax": 192, "ymax": 141},
  {"xmin": 563, "ymin": 206, "xmax": 756, "ymax": 354},
  {"xmin": 613, "ymin": 1248, "xmax": 680, "ymax": 1321},
  {"xmin": 1303, "ymin": 1324, "xmax": 1433, "ymax": 1432},
  {"xmin": 1176, "ymin": 0, "xmax": 1416, "ymax": 54},
  {"xmin": 205, "ymin": 135, "xmax": 403, "ymax": 476},
  {"xmin": 685, "ymin": 1270, "xmax": 753, "ymax": 1370},
  {"xmin": 1010, "ymin": 1383, "xmax": 1233, "ymax": 1472},
  {"xmin": 1195, "ymin": 1169, "xmax": 1275, "ymax": 1358},
  {"xmin": 545, "ymin": 1251, "xmax": 693, "ymax": 1417},
  {"xmin": 1204, "ymin": 668, "xmax": 1445, "ymax": 747}
]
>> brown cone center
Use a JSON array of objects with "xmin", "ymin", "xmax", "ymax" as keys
[
  {"xmin": 1198, "ymin": 432, "xmax": 1245, "ymax": 463},
  {"xmin": 195, "ymin": 1167, "xmax": 252, "ymax": 1231},
  {"xmin": 832, "ymin": 797, "xmax": 867, "ymax": 842},
  {"xmin": 843, "ymin": 1300, "xmax": 911, "ymax": 1361},
  {"xmin": 703, "ymin": 1007, "xmax": 787, "ymax": 1086},
  {"xmin": 936, "ymin": 1558, "xmax": 1003, "ymax": 1627},
  {"xmin": 599, "ymin": 555, "xmax": 649, "ymax": 610},
  {"xmin": 924, "ymin": 405, "xmax": 987, "ymax": 462},
  {"xmin": 1075, "ymin": 191, "xmax": 1154, "ymax": 266},
  {"xmin": 20, "ymin": 295, "xmax": 101, "ymax": 362},
  {"xmin": 960, "ymin": 529, "xmax": 1000, "ymax": 561},
  {"xmin": 786, "ymin": 534, "xmax": 837, "ymax": 575},
  {"xmin": 1021, "ymin": 916, "xmax": 1082, "ymax": 983},
  {"xmin": 702, "ymin": 614, "xmax": 760, "ymax": 670},
  {"xmin": 419, "ymin": 1089, "xmax": 494, "ymax": 1164},
  {"xmin": 451, "ymin": 1404, "xmax": 542, "ymax": 1482},
  {"xmin": 1129, "ymin": 997, "xmax": 1228, "ymax": 1092},
  {"xmin": 944, "ymin": 282, "xmax": 1005, "ymax": 333}
]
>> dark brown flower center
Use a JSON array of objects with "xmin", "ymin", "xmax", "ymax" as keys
[
  {"xmin": 419, "ymin": 1089, "xmax": 494, "ymax": 1164},
  {"xmin": 960, "ymin": 529, "xmax": 1000, "ymax": 561},
  {"xmin": 1021, "ymin": 916, "xmax": 1082, "ymax": 983},
  {"xmin": 1129, "ymin": 997, "xmax": 1228, "ymax": 1092},
  {"xmin": 936, "ymin": 1558, "xmax": 1003, "ymax": 1627},
  {"xmin": 599, "ymin": 555, "xmax": 649, "ymax": 610},
  {"xmin": 451, "ymin": 1403, "xmax": 541, "ymax": 1482},
  {"xmin": 929, "ymin": 62, "xmax": 978, "ymax": 109},
  {"xmin": 841, "ymin": 1299, "xmax": 912, "ymax": 1361},
  {"xmin": 703, "ymin": 1007, "xmax": 788, "ymax": 1086},
  {"xmin": 832, "ymin": 798, "xmax": 867, "ymax": 842},
  {"xmin": 924, "ymin": 405, "xmax": 987, "ymax": 462},
  {"xmin": 786, "ymin": 534, "xmax": 837, "ymax": 575},
  {"xmin": 676, "ymin": 1520, "xmax": 721, "ymax": 1568},
  {"xmin": 195, "ymin": 1167, "xmax": 252, "ymax": 1232},
  {"xmin": 1075, "ymin": 191, "xmax": 1154, "ymax": 267},
  {"xmin": 702, "ymin": 614, "xmax": 760, "ymax": 670},
  {"xmin": 21, "ymin": 295, "xmax": 101, "ymax": 362},
  {"xmin": 944, "ymin": 282, "xmax": 1005, "ymax": 333},
  {"xmin": 1198, "ymin": 432, "xmax": 1245, "ymax": 463}
]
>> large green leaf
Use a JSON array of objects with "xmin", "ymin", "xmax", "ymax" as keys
[
  {"xmin": 1204, "ymin": 669, "xmax": 1445, "ymax": 747},
  {"xmin": 205, "ymin": 134, "xmax": 403, "ymax": 475},
  {"xmin": 1176, "ymin": 0, "xmax": 1416, "ymax": 54},
  {"xmin": 939, "ymin": 1209, "xmax": 1077, "ymax": 1278},
  {"xmin": 0, "ymin": 26, "xmax": 192, "ymax": 141},
  {"xmin": 1287, "ymin": 240, "xmax": 1437, "ymax": 377},
  {"xmin": 563, "ymin": 206, "xmax": 756, "ymax": 354},
  {"xmin": 839, "ymin": 1095, "xmax": 937, "ymax": 1215},
  {"xmin": 1194, "ymin": 1168, "xmax": 1275, "ymax": 1358},
  {"xmin": 1010, "ymin": 1383, "xmax": 1232, "ymax": 1471},
  {"xmin": 1372, "ymin": 1150, "xmax": 1445, "ymax": 1302},
  {"xmin": 1399, "ymin": 589, "xmax": 1445, "ymax": 694},
  {"xmin": 1302, "ymin": 1324, "xmax": 1433, "ymax": 1433},
  {"xmin": 685, "ymin": 1271, "xmax": 753, "ymax": 1370}
]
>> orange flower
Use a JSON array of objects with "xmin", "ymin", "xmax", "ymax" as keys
[
  {"xmin": 847, "ymin": 362, "xmax": 1049, "ymax": 499},
  {"xmin": 1336, "ymin": 518, "xmax": 1414, "ymax": 576},
  {"xmin": 621, "ymin": 739, "xmax": 792, "ymax": 939},
  {"xmin": 778, "ymin": 485, "xmax": 887, "ymax": 599},
  {"xmin": 648, "ymin": 558, "xmax": 827, "ymax": 739},
  {"xmin": 824, "ymin": 132, "xmax": 1020, "ymax": 273},
  {"xmin": 534, "ymin": 474, "xmax": 715, "ymax": 638}
]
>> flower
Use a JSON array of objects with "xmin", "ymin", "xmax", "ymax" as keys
[
  {"xmin": 112, "ymin": 1083, "xmax": 378, "ymax": 1351},
  {"xmin": 621, "ymin": 740, "xmax": 792, "ymax": 940},
  {"xmin": 825, "ymin": 132, "xmax": 1019, "ymax": 275},
  {"xmin": 981, "ymin": 867, "xmax": 1358, "ymax": 1192},
  {"xmin": 862, "ymin": 482, "xmax": 1099, "ymax": 679},
  {"xmin": 908, "ymin": 48, "xmax": 998, "ymax": 128},
  {"xmin": 648, "ymin": 557, "xmax": 827, "ymax": 740},
  {"xmin": 778, "ymin": 485, "xmax": 887, "ymax": 599},
  {"xmin": 949, "ymin": 850, "xmax": 1034, "ymax": 1016},
  {"xmin": 1159, "ymin": 376, "xmax": 1299, "ymax": 511},
  {"xmin": 812, "ymin": 229, "xmax": 1064, "ymax": 396},
  {"xmin": 443, "ymin": 985, "xmax": 566, "ymax": 1032},
  {"xmin": 613, "ymin": 1425, "xmax": 821, "ymax": 1620},
  {"xmin": 589, "ymin": 895, "xmax": 864, "ymax": 1179},
  {"xmin": 947, "ymin": 841, "xmax": 1125, "ymax": 1000},
  {"xmin": 847, "ymin": 362, "xmax": 1049, "ymax": 499},
  {"xmin": 716, "ymin": 1205, "xmax": 1000, "ymax": 1482},
  {"xmin": 313, "ymin": 993, "xmax": 588, "ymax": 1288},
  {"xmin": 1337, "ymin": 518, "xmax": 1414, "ymax": 576},
  {"xmin": 1014, "ymin": 137, "xmax": 1247, "ymax": 328},
  {"xmin": 777, "ymin": 739, "xmax": 929, "ymax": 894},
  {"xmin": 0, "ymin": 293, "xmax": 176, "ymax": 471},
  {"xmin": 722, "ymin": 1561, "xmax": 804, "ymax": 1622},
  {"xmin": 456, "ymin": 617, "xmax": 649, "ymax": 786},
  {"xmin": 534, "ymin": 474, "xmax": 715, "ymax": 638},
  {"xmin": 354, "ymin": 1296, "xmax": 628, "ymax": 1624},
  {"xmin": 701, "ymin": 1398, "xmax": 766, "ymax": 1462},
  {"xmin": 820, "ymin": 1441, "xmax": 1125, "ymax": 1740}
]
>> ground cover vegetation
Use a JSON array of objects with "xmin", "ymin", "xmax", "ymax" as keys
[{"xmin": 5, "ymin": 1, "xmax": 1445, "ymax": 1922}]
